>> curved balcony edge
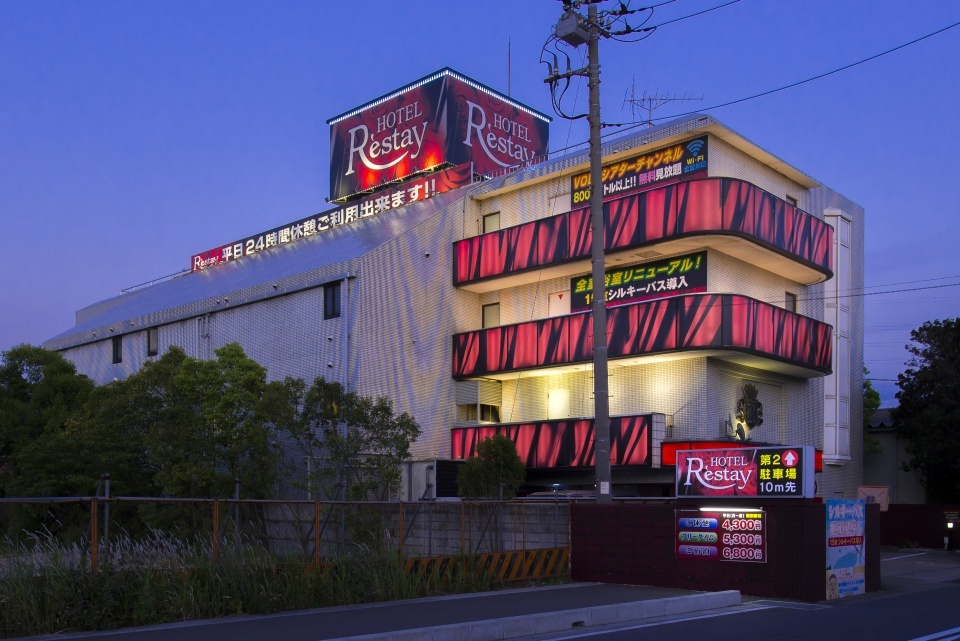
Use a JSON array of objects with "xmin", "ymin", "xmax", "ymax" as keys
[
  {"xmin": 452, "ymin": 293, "xmax": 832, "ymax": 380},
  {"xmin": 452, "ymin": 177, "xmax": 834, "ymax": 289}
]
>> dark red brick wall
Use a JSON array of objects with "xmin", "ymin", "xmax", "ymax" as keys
[{"xmin": 570, "ymin": 502, "xmax": 880, "ymax": 602}]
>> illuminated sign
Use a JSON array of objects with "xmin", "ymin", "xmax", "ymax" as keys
[
  {"xmin": 569, "ymin": 251, "xmax": 706, "ymax": 312},
  {"xmin": 191, "ymin": 164, "xmax": 473, "ymax": 272},
  {"xmin": 826, "ymin": 499, "xmax": 866, "ymax": 599},
  {"xmin": 676, "ymin": 509, "xmax": 767, "ymax": 563},
  {"xmin": 570, "ymin": 137, "xmax": 708, "ymax": 206},
  {"xmin": 675, "ymin": 446, "xmax": 815, "ymax": 499},
  {"xmin": 328, "ymin": 68, "xmax": 550, "ymax": 202}
]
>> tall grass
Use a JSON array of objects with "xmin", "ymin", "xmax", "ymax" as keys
[{"xmin": 0, "ymin": 532, "xmax": 495, "ymax": 638}]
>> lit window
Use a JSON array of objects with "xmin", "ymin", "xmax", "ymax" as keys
[
  {"xmin": 147, "ymin": 327, "xmax": 159, "ymax": 357},
  {"xmin": 480, "ymin": 404, "xmax": 501, "ymax": 422},
  {"xmin": 324, "ymin": 282, "xmax": 341, "ymax": 320},
  {"xmin": 111, "ymin": 336, "xmax": 122, "ymax": 364},
  {"xmin": 785, "ymin": 292, "xmax": 797, "ymax": 313},
  {"xmin": 482, "ymin": 303, "xmax": 500, "ymax": 328},
  {"xmin": 483, "ymin": 212, "xmax": 501, "ymax": 234}
]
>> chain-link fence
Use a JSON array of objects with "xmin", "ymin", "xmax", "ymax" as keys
[{"xmin": 0, "ymin": 496, "xmax": 573, "ymax": 571}]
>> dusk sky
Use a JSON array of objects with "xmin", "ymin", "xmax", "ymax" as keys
[{"xmin": 2, "ymin": 0, "xmax": 959, "ymax": 406}]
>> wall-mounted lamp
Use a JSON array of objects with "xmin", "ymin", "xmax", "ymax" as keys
[
  {"xmin": 327, "ymin": 336, "xmax": 334, "ymax": 341},
  {"xmin": 424, "ymin": 252, "xmax": 431, "ymax": 258},
  {"xmin": 327, "ymin": 362, "xmax": 333, "ymax": 368}
]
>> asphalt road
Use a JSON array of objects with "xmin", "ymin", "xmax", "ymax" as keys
[{"xmin": 527, "ymin": 548, "xmax": 960, "ymax": 641}]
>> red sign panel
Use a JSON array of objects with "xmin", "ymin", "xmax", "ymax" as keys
[
  {"xmin": 675, "ymin": 446, "xmax": 815, "ymax": 498},
  {"xmin": 676, "ymin": 509, "xmax": 767, "ymax": 562},
  {"xmin": 328, "ymin": 68, "xmax": 550, "ymax": 202}
]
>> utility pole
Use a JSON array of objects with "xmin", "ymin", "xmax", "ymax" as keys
[{"xmin": 546, "ymin": 0, "xmax": 655, "ymax": 504}]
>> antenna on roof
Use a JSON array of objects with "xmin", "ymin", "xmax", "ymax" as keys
[{"xmin": 623, "ymin": 77, "xmax": 703, "ymax": 128}]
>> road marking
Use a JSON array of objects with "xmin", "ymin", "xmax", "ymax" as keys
[
  {"xmin": 536, "ymin": 606, "xmax": 775, "ymax": 640},
  {"xmin": 906, "ymin": 626, "xmax": 960, "ymax": 641},
  {"xmin": 884, "ymin": 552, "xmax": 927, "ymax": 561}
]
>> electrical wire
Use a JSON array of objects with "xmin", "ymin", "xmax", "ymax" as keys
[{"xmin": 602, "ymin": 17, "xmax": 960, "ymax": 130}]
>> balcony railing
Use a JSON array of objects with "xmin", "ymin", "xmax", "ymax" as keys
[
  {"xmin": 452, "ymin": 293, "xmax": 832, "ymax": 379},
  {"xmin": 453, "ymin": 177, "xmax": 833, "ymax": 287},
  {"xmin": 452, "ymin": 414, "xmax": 653, "ymax": 469}
]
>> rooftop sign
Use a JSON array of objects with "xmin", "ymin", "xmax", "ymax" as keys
[{"xmin": 327, "ymin": 68, "xmax": 551, "ymax": 202}]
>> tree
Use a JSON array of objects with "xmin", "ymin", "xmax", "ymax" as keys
[
  {"xmin": 266, "ymin": 376, "xmax": 421, "ymax": 501},
  {"xmin": 0, "ymin": 345, "xmax": 95, "ymax": 497},
  {"xmin": 457, "ymin": 435, "xmax": 526, "ymax": 499},
  {"xmin": 863, "ymin": 367, "xmax": 882, "ymax": 456},
  {"xmin": 894, "ymin": 318, "xmax": 960, "ymax": 503}
]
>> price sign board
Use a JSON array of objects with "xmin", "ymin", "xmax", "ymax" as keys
[{"xmin": 675, "ymin": 509, "xmax": 767, "ymax": 563}]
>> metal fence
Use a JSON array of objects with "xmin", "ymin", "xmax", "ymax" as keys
[{"xmin": 0, "ymin": 496, "xmax": 572, "ymax": 572}]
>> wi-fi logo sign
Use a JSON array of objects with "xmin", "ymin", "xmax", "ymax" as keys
[{"xmin": 687, "ymin": 140, "xmax": 705, "ymax": 156}]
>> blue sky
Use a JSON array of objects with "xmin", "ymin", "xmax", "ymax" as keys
[{"xmin": 2, "ymin": 0, "xmax": 959, "ymax": 406}]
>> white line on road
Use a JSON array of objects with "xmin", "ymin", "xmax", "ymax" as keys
[
  {"xmin": 883, "ymin": 552, "xmax": 928, "ymax": 561},
  {"xmin": 534, "ymin": 606, "xmax": 775, "ymax": 640},
  {"xmin": 906, "ymin": 626, "xmax": 960, "ymax": 641}
]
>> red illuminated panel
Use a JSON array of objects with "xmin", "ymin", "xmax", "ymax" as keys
[
  {"xmin": 638, "ymin": 184, "xmax": 676, "ymax": 244},
  {"xmin": 451, "ymin": 294, "xmax": 831, "ymax": 378},
  {"xmin": 605, "ymin": 193, "xmax": 640, "ymax": 249},
  {"xmin": 572, "ymin": 420, "xmax": 596, "ymax": 467},
  {"xmin": 479, "ymin": 231, "xmax": 508, "ymax": 279},
  {"xmin": 452, "ymin": 178, "xmax": 834, "ymax": 287},
  {"xmin": 500, "ymin": 323, "xmax": 538, "ymax": 370},
  {"xmin": 677, "ymin": 294, "xmax": 723, "ymax": 348},
  {"xmin": 507, "ymin": 223, "xmax": 537, "ymax": 273},
  {"xmin": 611, "ymin": 416, "xmax": 650, "ymax": 465},
  {"xmin": 567, "ymin": 207, "xmax": 592, "ymax": 258},
  {"xmin": 676, "ymin": 178, "xmax": 722, "ymax": 232},
  {"xmin": 535, "ymin": 214, "xmax": 569, "ymax": 265},
  {"xmin": 538, "ymin": 316, "xmax": 570, "ymax": 366}
]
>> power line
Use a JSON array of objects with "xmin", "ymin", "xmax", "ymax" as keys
[{"xmin": 598, "ymin": 17, "xmax": 960, "ymax": 131}]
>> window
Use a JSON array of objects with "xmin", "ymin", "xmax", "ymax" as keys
[
  {"xmin": 479, "ymin": 404, "xmax": 501, "ymax": 422},
  {"xmin": 482, "ymin": 302, "xmax": 500, "ymax": 328},
  {"xmin": 146, "ymin": 327, "xmax": 159, "ymax": 357},
  {"xmin": 785, "ymin": 292, "xmax": 797, "ymax": 313},
  {"xmin": 324, "ymin": 282, "xmax": 341, "ymax": 319},
  {"xmin": 785, "ymin": 194, "xmax": 799, "ymax": 208},
  {"xmin": 482, "ymin": 212, "xmax": 501, "ymax": 234},
  {"xmin": 111, "ymin": 335, "xmax": 122, "ymax": 364}
]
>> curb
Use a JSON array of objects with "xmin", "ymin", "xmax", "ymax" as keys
[{"xmin": 338, "ymin": 590, "xmax": 741, "ymax": 641}]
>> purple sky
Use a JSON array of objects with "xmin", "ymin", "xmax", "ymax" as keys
[{"xmin": 2, "ymin": 0, "xmax": 959, "ymax": 406}]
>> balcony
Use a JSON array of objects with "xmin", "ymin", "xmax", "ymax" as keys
[
  {"xmin": 452, "ymin": 293, "xmax": 832, "ymax": 380},
  {"xmin": 453, "ymin": 177, "xmax": 833, "ymax": 291},
  {"xmin": 452, "ymin": 414, "xmax": 653, "ymax": 469}
]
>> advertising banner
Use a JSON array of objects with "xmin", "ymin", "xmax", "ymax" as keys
[
  {"xmin": 826, "ymin": 499, "xmax": 866, "ymax": 600},
  {"xmin": 570, "ymin": 136, "xmax": 708, "ymax": 206},
  {"xmin": 445, "ymin": 74, "xmax": 551, "ymax": 177},
  {"xmin": 676, "ymin": 509, "xmax": 767, "ymax": 562},
  {"xmin": 569, "ymin": 251, "xmax": 706, "ymax": 312},
  {"xmin": 675, "ymin": 446, "xmax": 815, "ymax": 498},
  {"xmin": 328, "ymin": 69, "xmax": 550, "ymax": 202},
  {"xmin": 191, "ymin": 164, "xmax": 473, "ymax": 272}
]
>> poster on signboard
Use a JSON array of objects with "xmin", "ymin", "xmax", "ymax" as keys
[
  {"xmin": 570, "ymin": 251, "xmax": 707, "ymax": 312},
  {"xmin": 675, "ymin": 509, "xmax": 767, "ymax": 563},
  {"xmin": 569, "ymin": 136, "xmax": 708, "ymax": 205},
  {"xmin": 675, "ymin": 446, "xmax": 814, "ymax": 499},
  {"xmin": 826, "ymin": 499, "xmax": 866, "ymax": 600}
]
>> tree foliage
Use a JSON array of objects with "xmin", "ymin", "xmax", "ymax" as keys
[
  {"xmin": 265, "ymin": 376, "xmax": 420, "ymax": 501},
  {"xmin": 894, "ymin": 318, "xmax": 960, "ymax": 503},
  {"xmin": 457, "ymin": 435, "xmax": 526, "ymax": 499},
  {"xmin": 863, "ymin": 367, "xmax": 882, "ymax": 456}
]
